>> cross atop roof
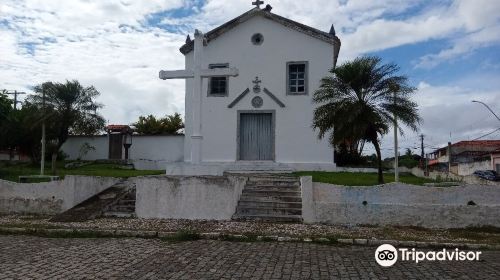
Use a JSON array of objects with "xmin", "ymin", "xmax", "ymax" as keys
[{"xmin": 252, "ymin": 0, "xmax": 264, "ymax": 8}]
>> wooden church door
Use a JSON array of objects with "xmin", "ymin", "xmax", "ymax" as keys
[{"xmin": 239, "ymin": 112, "xmax": 274, "ymax": 160}]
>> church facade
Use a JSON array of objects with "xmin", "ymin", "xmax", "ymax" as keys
[{"xmin": 171, "ymin": 5, "xmax": 340, "ymax": 173}]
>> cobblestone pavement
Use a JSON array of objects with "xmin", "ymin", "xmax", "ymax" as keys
[{"xmin": 0, "ymin": 236, "xmax": 499, "ymax": 279}]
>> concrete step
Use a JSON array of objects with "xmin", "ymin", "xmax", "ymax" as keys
[
  {"xmin": 239, "ymin": 194, "xmax": 302, "ymax": 203},
  {"xmin": 236, "ymin": 206, "xmax": 302, "ymax": 216},
  {"xmin": 242, "ymin": 189, "xmax": 301, "ymax": 197},
  {"xmin": 102, "ymin": 211, "xmax": 135, "ymax": 218},
  {"xmin": 50, "ymin": 179, "xmax": 131, "ymax": 222},
  {"xmin": 116, "ymin": 199, "xmax": 136, "ymax": 206},
  {"xmin": 108, "ymin": 204, "xmax": 135, "ymax": 212},
  {"xmin": 246, "ymin": 181, "xmax": 300, "ymax": 187},
  {"xmin": 123, "ymin": 192, "xmax": 136, "ymax": 200},
  {"xmin": 232, "ymin": 174, "xmax": 303, "ymax": 223},
  {"xmin": 238, "ymin": 200, "xmax": 302, "ymax": 209},
  {"xmin": 232, "ymin": 214, "xmax": 302, "ymax": 223},
  {"xmin": 244, "ymin": 185, "xmax": 300, "ymax": 191},
  {"xmin": 247, "ymin": 177, "xmax": 299, "ymax": 183}
]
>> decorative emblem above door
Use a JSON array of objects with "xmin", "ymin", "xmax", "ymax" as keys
[
  {"xmin": 227, "ymin": 77, "xmax": 286, "ymax": 108},
  {"xmin": 251, "ymin": 96, "xmax": 263, "ymax": 108}
]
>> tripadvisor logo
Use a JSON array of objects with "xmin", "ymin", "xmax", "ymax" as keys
[
  {"xmin": 375, "ymin": 244, "xmax": 398, "ymax": 267},
  {"xmin": 375, "ymin": 244, "xmax": 482, "ymax": 267}
]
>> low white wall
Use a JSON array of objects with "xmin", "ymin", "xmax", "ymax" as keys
[
  {"xmin": 61, "ymin": 135, "xmax": 185, "ymax": 164},
  {"xmin": 411, "ymin": 167, "xmax": 499, "ymax": 185},
  {"xmin": 301, "ymin": 177, "xmax": 500, "ymax": 228},
  {"xmin": 130, "ymin": 135, "xmax": 184, "ymax": 162},
  {"xmin": 457, "ymin": 160, "xmax": 491, "ymax": 176},
  {"xmin": 0, "ymin": 176, "xmax": 120, "ymax": 214},
  {"xmin": 134, "ymin": 175, "xmax": 246, "ymax": 220},
  {"xmin": 61, "ymin": 136, "xmax": 108, "ymax": 160},
  {"xmin": 335, "ymin": 167, "xmax": 378, "ymax": 173},
  {"xmin": 335, "ymin": 167, "xmax": 411, "ymax": 173}
]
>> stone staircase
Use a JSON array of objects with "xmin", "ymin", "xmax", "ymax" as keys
[
  {"xmin": 102, "ymin": 182, "xmax": 136, "ymax": 218},
  {"xmin": 50, "ymin": 179, "xmax": 135, "ymax": 222},
  {"xmin": 232, "ymin": 175, "xmax": 302, "ymax": 223}
]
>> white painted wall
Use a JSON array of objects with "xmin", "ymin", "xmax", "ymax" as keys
[
  {"xmin": 61, "ymin": 136, "xmax": 108, "ymax": 160},
  {"xmin": 411, "ymin": 167, "xmax": 499, "ymax": 185},
  {"xmin": 301, "ymin": 178, "xmax": 500, "ymax": 228},
  {"xmin": 130, "ymin": 135, "xmax": 184, "ymax": 162},
  {"xmin": 457, "ymin": 160, "xmax": 491, "ymax": 176},
  {"xmin": 493, "ymin": 154, "xmax": 500, "ymax": 172},
  {"xmin": 61, "ymin": 135, "xmax": 184, "ymax": 162},
  {"xmin": 134, "ymin": 175, "xmax": 247, "ymax": 220},
  {"xmin": 0, "ymin": 176, "xmax": 120, "ymax": 214},
  {"xmin": 184, "ymin": 15, "xmax": 336, "ymax": 166}
]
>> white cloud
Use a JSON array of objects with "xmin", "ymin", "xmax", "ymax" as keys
[
  {"xmin": 414, "ymin": 0, "xmax": 500, "ymax": 68},
  {"xmin": 0, "ymin": 0, "xmax": 187, "ymax": 124},
  {"xmin": 416, "ymin": 24, "xmax": 500, "ymax": 68},
  {"xmin": 372, "ymin": 80, "xmax": 500, "ymax": 157}
]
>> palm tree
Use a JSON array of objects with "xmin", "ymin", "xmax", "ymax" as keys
[
  {"xmin": 28, "ymin": 80, "xmax": 105, "ymax": 172},
  {"xmin": 313, "ymin": 56, "xmax": 421, "ymax": 184}
]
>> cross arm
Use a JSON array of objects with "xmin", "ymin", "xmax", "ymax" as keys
[
  {"xmin": 200, "ymin": 67, "xmax": 239, "ymax": 78},
  {"xmin": 159, "ymin": 67, "xmax": 239, "ymax": 80},
  {"xmin": 159, "ymin": 70, "xmax": 194, "ymax": 80}
]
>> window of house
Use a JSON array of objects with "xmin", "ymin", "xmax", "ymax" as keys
[
  {"xmin": 208, "ymin": 63, "xmax": 229, "ymax": 96},
  {"xmin": 287, "ymin": 62, "xmax": 308, "ymax": 95}
]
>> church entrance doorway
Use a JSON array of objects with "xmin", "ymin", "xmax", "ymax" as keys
[{"xmin": 238, "ymin": 111, "xmax": 275, "ymax": 161}]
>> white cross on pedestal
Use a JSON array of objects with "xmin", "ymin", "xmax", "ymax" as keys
[{"xmin": 159, "ymin": 29, "xmax": 239, "ymax": 164}]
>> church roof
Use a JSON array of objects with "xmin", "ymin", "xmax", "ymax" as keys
[{"xmin": 179, "ymin": 7, "xmax": 341, "ymax": 55}]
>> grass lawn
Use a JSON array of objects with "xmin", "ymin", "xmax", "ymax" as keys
[
  {"xmin": 0, "ymin": 162, "xmax": 164, "ymax": 182},
  {"xmin": 294, "ymin": 171, "xmax": 436, "ymax": 186}
]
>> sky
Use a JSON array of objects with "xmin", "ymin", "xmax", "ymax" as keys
[{"xmin": 1, "ymin": 0, "xmax": 499, "ymax": 157}]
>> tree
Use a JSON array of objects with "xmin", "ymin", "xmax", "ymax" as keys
[
  {"xmin": 334, "ymin": 140, "xmax": 365, "ymax": 166},
  {"xmin": 27, "ymin": 80, "xmax": 105, "ymax": 171},
  {"xmin": 3, "ymin": 104, "xmax": 47, "ymax": 162},
  {"xmin": 133, "ymin": 113, "xmax": 184, "ymax": 135},
  {"xmin": 312, "ymin": 56, "xmax": 421, "ymax": 184},
  {"xmin": 0, "ymin": 91, "xmax": 14, "ymax": 152},
  {"xmin": 0, "ymin": 90, "xmax": 12, "ymax": 125}
]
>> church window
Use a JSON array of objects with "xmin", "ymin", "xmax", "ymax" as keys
[
  {"xmin": 287, "ymin": 61, "xmax": 308, "ymax": 95},
  {"xmin": 208, "ymin": 63, "xmax": 229, "ymax": 96}
]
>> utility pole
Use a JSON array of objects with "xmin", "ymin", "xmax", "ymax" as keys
[
  {"xmin": 5, "ymin": 90, "xmax": 27, "ymax": 110},
  {"xmin": 447, "ymin": 141, "xmax": 452, "ymax": 174},
  {"xmin": 393, "ymin": 91, "xmax": 399, "ymax": 182},
  {"xmin": 420, "ymin": 134, "xmax": 425, "ymax": 170},
  {"xmin": 425, "ymin": 153, "xmax": 429, "ymax": 176},
  {"xmin": 41, "ymin": 88, "xmax": 46, "ymax": 176}
]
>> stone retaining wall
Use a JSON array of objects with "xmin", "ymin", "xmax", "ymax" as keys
[
  {"xmin": 134, "ymin": 175, "xmax": 247, "ymax": 220},
  {"xmin": 301, "ymin": 177, "xmax": 500, "ymax": 228},
  {"xmin": 0, "ymin": 176, "xmax": 120, "ymax": 214},
  {"xmin": 410, "ymin": 167, "xmax": 499, "ymax": 186}
]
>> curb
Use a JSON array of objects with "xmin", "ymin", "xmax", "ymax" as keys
[
  {"xmin": 1, "ymin": 227, "xmax": 499, "ymax": 250},
  {"xmin": 337, "ymin": 238, "xmax": 499, "ymax": 250}
]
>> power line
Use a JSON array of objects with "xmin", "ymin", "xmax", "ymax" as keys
[{"xmin": 471, "ymin": 127, "xmax": 500, "ymax": 141}]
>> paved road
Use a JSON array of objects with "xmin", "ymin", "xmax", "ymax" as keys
[{"xmin": 0, "ymin": 235, "xmax": 499, "ymax": 279}]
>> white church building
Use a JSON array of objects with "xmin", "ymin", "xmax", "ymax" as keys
[{"xmin": 160, "ymin": 2, "xmax": 341, "ymax": 175}]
